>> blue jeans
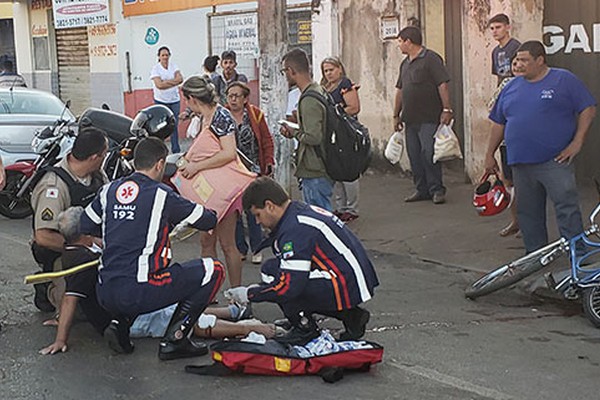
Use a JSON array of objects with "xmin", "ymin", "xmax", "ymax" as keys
[
  {"xmin": 235, "ymin": 210, "xmax": 263, "ymax": 255},
  {"xmin": 301, "ymin": 177, "xmax": 333, "ymax": 211},
  {"xmin": 512, "ymin": 160, "xmax": 584, "ymax": 253},
  {"xmin": 405, "ymin": 123, "xmax": 445, "ymax": 196},
  {"xmin": 155, "ymin": 100, "xmax": 180, "ymax": 153}
]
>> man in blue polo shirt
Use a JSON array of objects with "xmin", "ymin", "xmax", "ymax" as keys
[{"xmin": 485, "ymin": 40, "xmax": 596, "ymax": 253}]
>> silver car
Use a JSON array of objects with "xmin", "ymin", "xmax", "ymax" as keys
[{"xmin": 0, "ymin": 87, "xmax": 75, "ymax": 167}]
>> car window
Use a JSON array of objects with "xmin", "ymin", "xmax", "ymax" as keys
[{"xmin": 0, "ymin": 91, "xmax": 72, "ymax": 117}]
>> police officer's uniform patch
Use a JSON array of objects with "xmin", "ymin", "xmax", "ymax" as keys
[{"xmin": 41, "ymin": 208, "xmax": 54, "ymax": 221}]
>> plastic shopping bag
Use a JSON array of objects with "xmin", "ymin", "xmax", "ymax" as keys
[
  {"xmin": 186, "ymin": 116, "xmax": 201, "ymax": 139},
  {"xmin": 384, "ymin": 129, "xmax": 404, "ymax": 165},
  {"xmin": 433, "ymin": 121, "xmax": 462, "ymax": 163}
]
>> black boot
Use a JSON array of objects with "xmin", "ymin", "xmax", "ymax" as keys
[
  {"xmin": 104, "ymin": 318, "xmax": 134, "ymax": 354},
  {"xmin": 339, "ymin": 307, "xmax": 370, "ymax": 341},
  {"xmin": 276, "ymin": 312, "xmax": 320, "ymax": 346},
  {"xmin": 159, "ymin": 300, "xmax": 208, "ymax": 361},
  {"xmin": 33, "ymin": 280, "xmax": 55, "ymax": 312}
]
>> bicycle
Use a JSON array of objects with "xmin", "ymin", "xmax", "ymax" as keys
[{"xmin": 465, "ymin": 202, "xmax": 600, "ymax": 328}]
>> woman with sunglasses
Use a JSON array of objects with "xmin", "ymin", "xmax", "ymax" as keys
[{"xmin": 320, "ymin": 56, "xmax": 361, "ymax": 222}]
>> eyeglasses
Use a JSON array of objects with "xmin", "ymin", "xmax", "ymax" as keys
[{"xmin": 227, "ymin": 93, "xmax": 245, "ymax": 100}]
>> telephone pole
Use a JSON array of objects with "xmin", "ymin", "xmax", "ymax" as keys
[{"xmin": 258, "ymin": 0, "xmax": 291, "ymax": 192}]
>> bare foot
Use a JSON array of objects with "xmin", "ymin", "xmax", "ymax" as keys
[
  {"xmin": 42, "ymin": 317, "xmax": 59, "ymax": 327},
  {"xmin": 499, "ymin": 223, "xmax": 519, "ymax": 237},
  {"xmin": 248, "ymin": 323, "xmax": 276, "ymax": 338}
]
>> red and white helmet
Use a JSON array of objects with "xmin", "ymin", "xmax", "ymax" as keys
[{"xmin": 473, "ymin": 173, "xmax": 510, "ymax": 216}]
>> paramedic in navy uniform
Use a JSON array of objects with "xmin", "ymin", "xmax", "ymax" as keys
[
  {"xmin": 226, "ymin": 177, "xmax": 379, "ymax": 344},
  {"xmin": 80, "ymin": 137, "xmax": 225, "ymax": 360}
]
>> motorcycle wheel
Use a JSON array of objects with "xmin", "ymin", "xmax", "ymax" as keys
[
  {"xmin": 582, "ymin": 286, "xmax": 600, "ymax": 328},
  {"xmin": 0, "ymin": 170, "xmax": 33, "ymax": 219}
]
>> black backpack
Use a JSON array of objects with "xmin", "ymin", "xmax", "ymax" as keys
[{"xmin": 300, "ymin": 90, "xmax": 371, "ymax": 182}]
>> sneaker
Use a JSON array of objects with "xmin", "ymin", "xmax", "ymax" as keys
[
  {"xmin": 158, "ymin": 338, "xmax": 208, "ymax": 361},
  {"xmin": 432, "ymin": 192, "xmax": 446, "ymax": 205},
  {"xmin": 104, "ymin": 319, "xmax": 134, "ymax": 354},
  {"xmin": 33, "ymin": 281, "xmax": 55, "ymax": 313},
  {"xmin": 339, "ymin": 307, "xmax": 370, "ymax": 341},
  {"xmin": 404, "ymin": 192, "xmax": 431, "ymax": 203},
  {"xmin": 251, "ymin": 253, "xmax": 263, "ymax": 264}
]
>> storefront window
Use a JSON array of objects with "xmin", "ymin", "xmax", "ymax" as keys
[{"xmin": 33, "ymin": 36, "xmax": 50, "ymax": 70}]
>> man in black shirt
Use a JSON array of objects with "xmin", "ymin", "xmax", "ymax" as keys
[{"xmin": 393, "ymin": 26, "xmax": 453, "ymax": 205}]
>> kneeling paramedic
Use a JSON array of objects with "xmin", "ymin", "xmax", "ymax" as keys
[
  {"xmin": 80, "ymin": 137, "xmax": 224, "ymax": 360},
  {"xmin": 227, "ymin": 177, "xmax": 379, "ymax": 344}
]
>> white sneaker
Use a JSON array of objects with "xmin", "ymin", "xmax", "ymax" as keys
[{"xmin": 251, "ymin": 253, "xmax": 263, "ymax": 264}]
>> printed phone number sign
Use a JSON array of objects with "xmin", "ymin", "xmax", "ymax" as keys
[
  {"xmin": 225, "ymin": 13, "xmax": 259, "ymax": 58},
  {"xmin": 52, "ymin": 0, "xmax": 110, "ymax": 29}
]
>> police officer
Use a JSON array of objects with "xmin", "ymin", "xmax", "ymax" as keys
[
  {"xmin": 79, "ymin": 137, "xmax": 224, "ymax": 360},
  {"xmin": 227, "ymin": 177, "xmax": 379, "ymax": 344},
  {"xmin": 30, "ymin": 127, "xmax": 108, "ymax": 312}
]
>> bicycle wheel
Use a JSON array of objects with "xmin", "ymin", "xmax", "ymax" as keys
[
  {"xmin": 465, "ymin": 240, "xmax": 565, "ymax": 299},
  {"xmin": 582, "ymin": 286, "xmax": 600, "ymax": 328}
]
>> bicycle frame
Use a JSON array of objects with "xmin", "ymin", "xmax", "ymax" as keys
[{"xmin": 552, "ymin": 203, "xmax": 600, "ymax": 293}]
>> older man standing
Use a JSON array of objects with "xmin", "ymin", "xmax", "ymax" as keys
[
  {"xmin": 485, "ymin": 40, "xmax": 596, "ymax": 254},
  {"xmin": 393, "ymin": 26, "xmax": 453, "ymax": 205}
]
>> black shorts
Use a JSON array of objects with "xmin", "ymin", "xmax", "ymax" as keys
[{"xmin": 63, "ymin": 247, "xmax": 111, "ymax": 334}]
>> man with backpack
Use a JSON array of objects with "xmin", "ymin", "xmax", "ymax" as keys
[{"xmin": 280, "ymin": 48, "xmax": 333, "ymax": 211}]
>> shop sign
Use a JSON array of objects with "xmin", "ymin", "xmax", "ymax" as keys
[
  {"xmin": 224, "ymin": 13, "xmax": 259, "ymax": 58},
  {"xmin": 297, "ymin": 20, "xmax": 311, "ymax": 44},
  {"xmin": 122, "ymin": 0, "xmax": 253, "ymax": 17},
  {"xmin": 52, "ymin": 0, "xmax": 110, "ymax": 29}
]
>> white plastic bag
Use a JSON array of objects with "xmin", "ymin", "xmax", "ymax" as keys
[
  {"xmin": 186, "ymin": 115, "xmax": 201, "ymax": 139},
  {"xmin": 384, "ymin": 129, "xmax": 404, "ymax": 165},
  {"xmin": 433, "ymin": 121, "xmax": 462, "ymax": 163}
]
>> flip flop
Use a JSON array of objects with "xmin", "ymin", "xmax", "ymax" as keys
[{"xmin": 499, "ymin": 224, "xmax": 519, "ymax": 237}]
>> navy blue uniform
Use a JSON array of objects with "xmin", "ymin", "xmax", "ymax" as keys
[
  {"xmin": 248, "ymin": 202, "xmax": 378, "ymax": 317},
  {"xmin": 80, "ymin": 172, "xmax": 223, "ymax": 318}
]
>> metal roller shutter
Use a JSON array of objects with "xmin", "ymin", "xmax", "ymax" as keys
[{"xmin": 55, "ymin": 27, "xmax": 90, "ymax": 116}]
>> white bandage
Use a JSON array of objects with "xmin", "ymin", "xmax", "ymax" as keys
[{"xmin": 197, "ymin": 313, "xmax": 217, "ymax": 329}]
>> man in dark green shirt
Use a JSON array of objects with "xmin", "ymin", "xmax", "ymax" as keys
[{"xmin": 280, "ymin": 48, "xmax": 333, "ymax": 211}]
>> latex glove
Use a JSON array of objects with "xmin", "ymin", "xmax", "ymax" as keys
[{"xmin": 224, "ymin": 286, "xmax": 249, "ymax": 304}]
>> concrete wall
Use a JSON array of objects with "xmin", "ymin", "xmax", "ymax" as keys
[
  {"xmin": 336, "ymin": 0, "xmax": 422, "ymax": 171},
  {"xmin": 462, "ymin": 0, "xmax": 543, "ymax": 181}
]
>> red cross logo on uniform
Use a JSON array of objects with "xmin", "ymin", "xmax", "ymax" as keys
[{"xmin": 116, "ymin": 181, "xmax": 140, "ymax": 204}]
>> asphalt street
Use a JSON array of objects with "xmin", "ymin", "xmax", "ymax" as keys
[{"xmin": 2, "ymin": 172, "xmax": 600, "ymax": 400}]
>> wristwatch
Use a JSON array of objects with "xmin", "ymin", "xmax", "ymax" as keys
[
  {"xmin": 175, "ymin": 156, "xmax": 188, "ymax": 169},
  {"xmin": 442, "ymin": 108, "xmax": 454, "ymax": 114}
]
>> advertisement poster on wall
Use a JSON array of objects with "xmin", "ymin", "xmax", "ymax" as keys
[
  {"xmin": 52, "ymin": 0, "xmax": 110, "ymax": 29},
  {"xmin": 224, "ymin": 13, "xmax": 259, "ymax": 58}
]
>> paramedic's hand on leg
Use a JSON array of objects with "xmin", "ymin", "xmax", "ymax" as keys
[{"xmin": 224, "ymin": 286, "xmax": 249, "ymax": 304}]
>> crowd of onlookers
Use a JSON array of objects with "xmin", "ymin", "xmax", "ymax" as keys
[{"xmin": 0, "ymin": 12, "xmax": 596, "ymax": 365}]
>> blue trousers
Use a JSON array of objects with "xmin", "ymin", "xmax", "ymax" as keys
[
  {"xmin": 97, "ymin": 258, "xmax": 224, "ymax": 319},
  {"xmin": 155, "ymin": 100, "xmax": 181, "ymax": 153},
  {"xmin": 301, "ymin": 177, "xmax": 333, "ymax": 211},
  {"xmin": 236, "ymin": 210, "xmax": 263, "ymax": 255},
  {"xmin": 405, "ymin": 123, "xmax": 445, "ymax": 196},
  {"xmin": 512, "ymin": 160, "xmax": 584, "ymax": 253}
]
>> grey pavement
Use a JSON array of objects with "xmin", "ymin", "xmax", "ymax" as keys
[{"xmin": 2, "ymin": 166, "xmax": 600, "ymax": 399}]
